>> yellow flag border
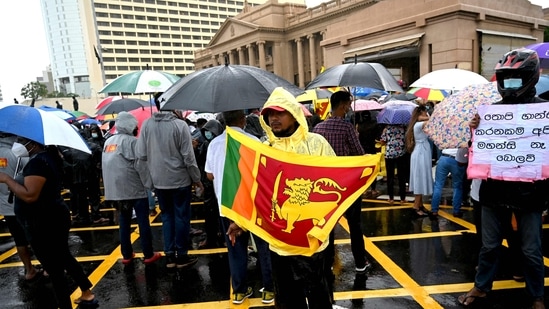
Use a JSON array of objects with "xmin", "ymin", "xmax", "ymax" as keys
[{"xmin": 222, "ymin": 127, "xmax": 381, "ymax": 256}]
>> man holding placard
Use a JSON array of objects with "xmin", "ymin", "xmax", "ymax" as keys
[{"xmin": 458, "ymin": 48, "xmax": 547, "ymax": 309}]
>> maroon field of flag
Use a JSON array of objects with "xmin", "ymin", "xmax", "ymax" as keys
[{"xmin": 221, "ymin": 127, "xmax": 380, "ymax": 256}]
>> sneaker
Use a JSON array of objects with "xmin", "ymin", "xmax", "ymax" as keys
[
  {"xmin": 122, "ymin": 252, "xmax": 135, "ymax": 265},
  {"xmin": 259, "ymin": 287, "xmax": 274, "ymax": 304},
  {"xmin": 143, "ymin": 252, "xmax": 162, "ymax": 265},
  {"xmin": 355, "ymin": 260, "xmax": 372, "ymax": 273},
  {"xmin": 233, "ymin": 286, "xmax": 253, "ymax": 304},
  {"xmin": 166, "ymin": 254, "xmax": 176, "ymax": 269},
  {"xmin": 176, "ymin": 255, "xmax": 198, "ymax": 269}
]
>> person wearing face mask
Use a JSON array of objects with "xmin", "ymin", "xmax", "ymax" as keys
[
  {"xmin": 313, "ymin": 90, "xmax": 372, "ymax": 303},
  {"xmin": 0, "ymin": 137, "xmax": 98, "ymax": 308},
  {"xmin": 458, "ymin": 48, "xmax": 547, "ymax": 309},
  {"xmin": 195, "ymin": 119, "xmax": 224, "ymax": 249},
  {"xmin": 86, "ymin": 125, "xmax": 109, "ymax": 225},
  {"xmin": 259, "ymin": 88, "xmax": 335, "ymax": 308},
  {"xmin": 0, "ymin": 132, "xmax": 43, "ymax": 283}
]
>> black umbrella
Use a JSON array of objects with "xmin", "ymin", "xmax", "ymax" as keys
[
  {"xmin": 96, "ymin": 98, "xmax": 151, "ymax": 115},
  {"xmin": 159, "ymin": 64, "xmax": 303, "ymax": 113},
  {"xmin": 385, "ymin": 93, "xmax": 417, "ymax": 101},
  {"xmin": 305, "ymin": 62, "xmax": 403, "ymax": 92}
]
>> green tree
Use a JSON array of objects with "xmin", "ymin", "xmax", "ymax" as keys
[{"xmin": 20, "ymin": 81, "xmax": 47, "ymax": 100}]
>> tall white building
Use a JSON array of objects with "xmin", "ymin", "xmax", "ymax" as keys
[
  {"xmin": 40, "ymin": 0, "xmax": 269, "ymax": 98},
  {"xmin": 41, "ymin": 0, "xmax": 91, "ymax": 97}
]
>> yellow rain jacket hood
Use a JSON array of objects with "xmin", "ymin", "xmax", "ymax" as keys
[{"xmin": 260, "ymin": 87, "xmax": 335, "ymax": 156}]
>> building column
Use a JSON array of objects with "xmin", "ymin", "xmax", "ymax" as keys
[
  {"xmin": 257, "ymin": 41, "xmax": 266, "ymax": 70},
  {"xmin": 296, "ymin": 38, "xmax": 305, "ymax": 88},
  {"xmin": 307, "ymin": 34, "xmax": 317, "ymax": 80},
  {"xmin": 237, "ymin": 47, "xmax": 245, "ymax": 65},
  {"xmin": 211, "ymin": 56, "xmax": 218, "ymax": 66},
  {"xmin": 247, "ymin": 44, "xmax": 256, "ymax": 67},
  {"xmin": 228, "ymin": 50, "xmax": 236, "ymax": 65}
]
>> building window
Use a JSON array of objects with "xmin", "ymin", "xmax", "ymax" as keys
[
  {"xmin": 94, "ymin": 3, "xmax": 107, "ymax": 8},
  {"xmin": 140, "ymin": 49, "xmax": 151, "ymax": 54},
  {"xmin": 126, "ymin": 41, "xmax": 138, "ymax": 45},
  {"xmin": 150, "ymin": 33, "xmax": 159, "ymax": 38},
  {"xmin": 158, "ymin": 8, "xmax": 167, "ymax": 13},
  {"xmin": 146, "ymin": 8, "xmax": 156, "ymax": 13},
  {"xmin": 113, "ymin": 31, "xmax": 124, "ymax": 36},
  {"xmin": 161, "ymin": 42, "xmax": 171, "ymax": 46},
  {"xmin": 147, "ymin": 16, "xmax": 158, "ymax": 21},
  {"xmin": 112, "ymin": 22, "xmax": 123, "ymax": 27},
  {"xmin": 122, "ymin": 5, "xmax": 133, "ymax": 10},
  {"xmin": 108, "ymin": 4, "xmax": 120, "ymax": 9},
  {"xmin": 129, "ymin": 58, "xmax": 139, "ymax": 62},
  {"xmin": 151, "ymin": 50, "xmax": 161, "ymax": 54},
  {"xmin": 138, "ymin": 32, "xmax": 148, "ymax": 37},
  {"xmin": 115, "ymin": 48, "xmax": 126, "ymax": 53},
  {"xmin": 114, "ymin": 40, "xmax": 125, "ymax": 45},
  {"xmin": 134, "ymin": 6, "xmax": 144, "ymax": 12},
  {"xmin": 118, "ymin": 66, "xmax": 129, "ymax": 70},
  {"xmin": 141, "ymin": 58, "xmax": 151, "ymax": 62},
  {"xmin": 116, "ymin": 57, "xmax": 128, "ymax": 62},
  {"xmin": 110, "ymin": 13, "xmax": 122, "ymax": 18},
  {"xmin": 124, "ymin": 23, "xmax": 135, "ymax": 28}
]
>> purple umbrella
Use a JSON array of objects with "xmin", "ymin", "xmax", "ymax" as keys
[
  {"xmin": 376, "ymin": 104, "xmax": 415, "ymax": 125},
  {"xmin": 525, "ymin": 43, "xmax": 549, "ymax": 69}
]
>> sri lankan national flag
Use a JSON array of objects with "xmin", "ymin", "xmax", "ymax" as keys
[{"xmin": 221, "ymin": 128, "xmax": 380, "ymax": 256}]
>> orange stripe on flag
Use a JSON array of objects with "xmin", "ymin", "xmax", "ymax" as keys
[{"xmin": 232, "ymin": 144, "xmax": 256, "ymax": 220}]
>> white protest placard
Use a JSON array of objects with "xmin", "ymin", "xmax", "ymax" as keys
[{"xmin": 468, "ymin": 102, "xmax": 549, "ymax": 182}]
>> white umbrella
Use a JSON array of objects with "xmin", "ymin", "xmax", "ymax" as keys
[
  {"xmin": 0, "ymin": 104, "xmax": 90, "ymax": 153},
  {"xmin": 99, "ymin": 70, "xmax": 180, "ymax": 94},
  {"xmin": 410, "ymin": 68, "xmax": 488, "ymax": 91}
]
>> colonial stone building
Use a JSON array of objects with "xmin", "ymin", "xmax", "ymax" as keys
[{"xmin": 194, "ymin": 0, "xmax": 548, "ymax": 88}]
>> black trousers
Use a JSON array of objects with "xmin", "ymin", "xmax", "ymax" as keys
[
  {"xmin": 271, "ymin": 250, "xmax": 332, "ymax": 309},
  {"xmin": 26, "ymin": 208, "xmax": 92, "ymax": 309}
]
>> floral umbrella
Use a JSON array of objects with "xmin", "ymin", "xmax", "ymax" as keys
[
  {"xmin": 351, "ymin": 99, "xmax": 384, "ymax": 111},
  {"xmin": 424, "ymin": 82, "xmax": 501, "ymax": 149}
]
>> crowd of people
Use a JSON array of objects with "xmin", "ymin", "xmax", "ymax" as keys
[{"xmin": 0, "ymin": 47, "xmax": 547, "ymax": 309}]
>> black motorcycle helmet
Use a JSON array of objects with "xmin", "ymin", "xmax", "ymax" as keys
[{"xmin": 495, "ymin": 48, "xmax": 540, "ymax": 101}]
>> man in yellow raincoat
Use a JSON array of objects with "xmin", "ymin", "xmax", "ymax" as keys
[{"xmin": 259, "ymin": 87, "xmax": 336, "ymax": 309}]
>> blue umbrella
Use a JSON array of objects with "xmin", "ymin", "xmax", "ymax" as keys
[
  {"xmin": 376, "ymin": 104, "xmax": 415, "ymax": 125},
  {"xmin": 79, "ymin": 118, "xmax": 102, "ymax": 126},
  {"xmin": 37, "ymin": 105, "xmax": 76, "ymax": 121},
  {"xmin": 0, "ymin": 104, "xmax": 90, "ymax": 153},
  {"xmin": 535, "ymin": 74, "xmax": 549, "ymax": 99}
]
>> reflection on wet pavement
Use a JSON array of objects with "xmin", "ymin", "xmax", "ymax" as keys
[{"xmin": 0, "ymin": 193, "xmax": 548, "ymax": 308}]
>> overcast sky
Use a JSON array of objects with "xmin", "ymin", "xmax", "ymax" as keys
[{"xmin": 0, "ymin": 0, "xmax": 547, "ymax": 103}]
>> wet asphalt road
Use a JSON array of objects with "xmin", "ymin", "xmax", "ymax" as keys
[{"xmin": 1, "ymin": 180, "xmax": 549, "ymax": 309}]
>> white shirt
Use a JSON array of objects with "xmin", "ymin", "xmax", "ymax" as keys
[{"xmin": 205, "ymin": 126, "xmax": 259, "ymax": 214}]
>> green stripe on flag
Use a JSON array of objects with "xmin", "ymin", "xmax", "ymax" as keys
[{"xmin": 221, "ymin": 133, "xmax": 242, "ymax": 209}]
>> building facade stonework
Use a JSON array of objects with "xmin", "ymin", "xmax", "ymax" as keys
[{"xmin": 194, "ymin": 0, "xmax": 548, "ymax": 88}]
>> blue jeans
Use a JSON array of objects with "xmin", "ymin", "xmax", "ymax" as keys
[
  {"xmin": 220, "ymin": 217, "xmax": 250, "ymax": 294},
  {"xmin": 155, "ymin": 186, "xmax": 192, "ymax": 256},
  {"xmin": 430, "ymin": 155, "xmax": 465, "ymax": 213},
  {"xmin": 254, "ymin": 235, "xmax": 274, "ymax": 291},
  {"xmin": 118, "ymin": 198, "xmax": 154, "ymax": 259},
  {"xmin": 475, "ymin": 206, "xmax": 544, "ymax": 299}
]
